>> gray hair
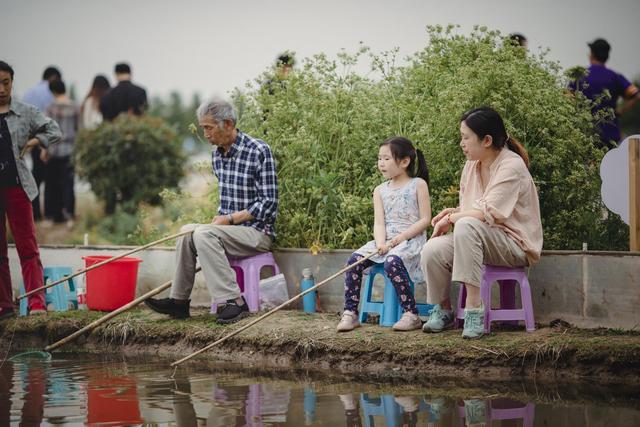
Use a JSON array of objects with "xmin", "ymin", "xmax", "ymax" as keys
[{"xmin": 196, "ymin": 97, "xmax": 237, "ymax": 125}]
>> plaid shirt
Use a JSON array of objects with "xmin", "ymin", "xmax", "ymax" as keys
[
  {"xmin": 46, "ymin": 100, "xmax": 78, "ymax": 158},
  {"xmin": 213, "ymin": 131, "xmax": 278, "ymax": 238}
]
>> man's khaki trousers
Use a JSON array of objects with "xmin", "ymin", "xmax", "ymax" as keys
[{"xmin": 170, "ymin": 224, "xmax": 272, "ymax": 302}]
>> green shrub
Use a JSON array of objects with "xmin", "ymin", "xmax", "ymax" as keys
[
  {"xmin": 75, "ymin": 115, "xmax": 186, "ymax": 213},
  {"xmin": 232, "ymin": 25, "xmax": 626, "ymax": 250}
]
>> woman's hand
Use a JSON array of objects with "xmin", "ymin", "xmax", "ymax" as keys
[
  {"xmin": 431, "ymin": 207, "xmax": 456, "ymax": 227},
  {"xmin": 39, "ymin": 148, "xmax": 49, "ymax": 164},
  {"xmin": 19, "ymin": 138, "xmax": 41, "ymax": 159},
  {"xmin": 431, "ymin": 215, "xmax": 452, "ymax": 238}
]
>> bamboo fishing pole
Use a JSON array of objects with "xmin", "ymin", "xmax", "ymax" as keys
[
  {"xmin": 171, "ymin": 251, "xmax": 379, "ymax": 367},
  {"xmin": 18, "ymin": 229, "xmax": 193, "ymax": 301},
  {"xmin": 45, "ymin": 267, "xmax": 202, "ymax": 352}
]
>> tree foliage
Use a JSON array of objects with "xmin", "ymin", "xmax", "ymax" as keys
[
  {"xmin": 231, "ymin": 26, "xmax": 627, "ymax": 250},
  {"xmin": 75, "ymin": 115, "xmax": 186, "ymax": 212}
]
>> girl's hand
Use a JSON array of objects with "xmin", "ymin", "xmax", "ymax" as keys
[
  {"xmin": 431, "ymin": 208, "xmax": 455, "ymax": 227},
  {"xmin": 376, "ymin": 242, "xmax": 390, "ymax": 255},
  {"xmin": 389, "ymin": 236, "xmax": 402, "ymax": 248},
  {"xmin": 431, "ymin": 215, "xmax": 452, "ymax": 238}
]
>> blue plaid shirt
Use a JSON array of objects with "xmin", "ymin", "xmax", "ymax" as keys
[{"xmin": 212, "ymin": 130, "xmax": 278, "ymax": 238}]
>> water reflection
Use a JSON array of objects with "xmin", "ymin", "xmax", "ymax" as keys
[{"xmin": 0, "ymin": 355, "xmax": 639, "ymax": 426}]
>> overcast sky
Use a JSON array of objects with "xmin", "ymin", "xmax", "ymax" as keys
[{"xmin": 6, "ymin": 0, "xmax": 640, "ymax": 102}]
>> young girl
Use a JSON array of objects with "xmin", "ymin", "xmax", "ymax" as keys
[{"xmin": 337, "ymin": 136, "xmax": 431, "ymax": 332}]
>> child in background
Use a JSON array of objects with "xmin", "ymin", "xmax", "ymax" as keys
[{"xmin": 337, "ymin": 136, "xmax": 431, "ymax": 332}]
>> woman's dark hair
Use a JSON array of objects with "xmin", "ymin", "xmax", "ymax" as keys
[
  {"xmin": 88, "ymin": 75, "xmax": 110, "ymax": 98},
  {"xmin": 83, "ymin": 75, "xmax": 111, "ymax": 111},
  {"xmin": 0, "ymin": 61, "xmax": 14, "ymax": 79},
  {"xmin": 460, "ymin": 106, "xmax": 530, "ymax": 168},
  {"xmin": 380, "ymin": 136, "xmax": 429, "ymax": 185}
]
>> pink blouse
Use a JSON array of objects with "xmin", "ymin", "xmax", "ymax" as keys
[{"xmin": 459, "ymin": 148, "xmax": 543, "ymax": 265}]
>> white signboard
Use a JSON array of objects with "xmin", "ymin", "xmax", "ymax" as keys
[{"xmin": 600, "ymin": 134, "xmax": 640, "ymax": 225}]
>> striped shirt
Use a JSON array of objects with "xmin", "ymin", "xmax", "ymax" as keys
[{"xmin": 212, "ymin": 131, "xmax": 278, "ymax": 238}]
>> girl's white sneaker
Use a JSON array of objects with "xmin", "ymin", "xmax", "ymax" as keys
[
  {"xmin": 337, "ymin": 310, "xmax": 360, "ymax": 332},
  {"xmin": 393, "ymin": 311, "xmax": 422, "ymax": 331}
]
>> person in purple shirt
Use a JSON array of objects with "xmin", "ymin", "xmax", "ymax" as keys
[{"xmin": 569, "ymin": 38, "xmax": 639, "ymax": 149}]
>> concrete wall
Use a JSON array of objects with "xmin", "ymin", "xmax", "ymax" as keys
[{"xmin": 8, "ymin": 245, "xmax": 640, "ymax": 330}]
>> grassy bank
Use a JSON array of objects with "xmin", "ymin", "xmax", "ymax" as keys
[{"xmin": 2, "ymin": 308, "xmax": 639, "ymax": 386}]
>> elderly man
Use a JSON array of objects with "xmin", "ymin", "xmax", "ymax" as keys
[
  {"xmin": 0, "ymin": 61, "xmax": 61, "ymax": 319},
  {"xmin": 146, "ymin": 98, "xmax": 278, "ymax": 324}
]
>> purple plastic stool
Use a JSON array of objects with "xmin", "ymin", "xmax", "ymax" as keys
[
  {"xmin": 210, "ymin": 252, "xmax": 280, "ymax": 313},
  {"xmin": 457, "ymin": 399, "xmax": 534, "ymax": 427},
  {"xmin": 245, "ymin": 384, "xmax": 262, "ymax": 426},
  {"xmin": 455, "ymin": 265, "xmax": 535, "ymax": 332},
  {"xmin": 490, "ymin": 399, "xmax": 535, "ymax": 427}
]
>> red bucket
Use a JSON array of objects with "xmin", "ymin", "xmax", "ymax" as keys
[
  {"xmin": 83, "ymin": 255, "xmax": 143, "ymax": 311},
  {"xmin": 87, "ymin": 375, "xmax": 143, "ymax": 425}
]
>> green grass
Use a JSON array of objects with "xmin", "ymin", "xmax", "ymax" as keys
[{"xmin": 2, "ymin": 308, "xmax": 640, "ymax": 382}]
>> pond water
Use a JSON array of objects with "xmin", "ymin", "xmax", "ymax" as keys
[{"xmin": 1, "ymin": 353, "xmax": 639, "ymax": 426}]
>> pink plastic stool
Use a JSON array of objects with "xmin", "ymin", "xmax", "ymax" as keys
[
  {"xmin": 210, "ymin": 252, "xmax": 280, "ymax": 313},
  {"xmin": 455, "ymin": 265, "xmax": 535, "ymax": 332}
]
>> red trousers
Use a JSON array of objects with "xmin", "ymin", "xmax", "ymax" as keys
[{"xmin": 0, "ymin": 187, "xmax": 45, "ymax": 310}]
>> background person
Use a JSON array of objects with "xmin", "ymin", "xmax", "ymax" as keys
[
  {"xmin": 420, "ymin": 107, "xmax": 542, "ymax": 339},
  {"xmin": 22, "ymin": 66, "xmax": 62, "ymax": 221},
  {"xmin": 569, "ymin": 38, "xmax": 640, "ymax": 149},
  {"xmin": 44, "ymin": 79, "xmax": 77, "ymax": 226},
  {"xmin": 508, "ymin": 33, "xmax": 528, "ymax": 49},
  {"xmin": 99, "ymin": 62, "xmax": 147, "ymax": 122},
  {"xmin": 80, "ymin": 74, "xmax": 110, "ymax": 130},
  {"xmin": 0, "ymin": 60, "xmax": 61, "ymax": 319}
]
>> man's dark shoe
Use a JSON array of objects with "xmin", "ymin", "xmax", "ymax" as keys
[
  {"xmin": 216, "ymin": 297, "xmax": 250, "ymax": 324},
  {"xmin": 145, "ymin": 298, "xmax": 190, "ymax": 319},
  {"xmin": 0, "ymin": 307, "xmax": 15, "ymax": 321}
]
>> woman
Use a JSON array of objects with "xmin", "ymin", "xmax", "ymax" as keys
[
  {"xmin": 80, "ymin": 75, "xmax": 110, "ymax": 130},
  {"xmin": 420, "ymin": 106, "xmax": 543, "ymax": 339}
]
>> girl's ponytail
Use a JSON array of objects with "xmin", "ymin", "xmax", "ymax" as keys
[
  {"xmin": 415, "ymin": 148, "xmax": 430, "ymax": 186},
  {"xmin": 380, "ymin": 136, "xmax": 429, "ymax": 184},
  {"xmin": 505, "ymin": 136, "xmax": 530, "ymax": 169}
]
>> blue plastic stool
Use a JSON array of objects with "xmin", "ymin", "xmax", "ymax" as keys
[
  {"xmin": 19, "ymin": 266, "xmax": 78, "ymax": 316},
  {"xmin": 359, "ymin": 263, "xmax": 434, "ymax": 327},
  {"xmin": 360, "ymin": 394, "xmax": 402, "ymax": 427},
  {"xmin": 303, "ymin": 387, "xmax": 317, "ymax": 424},
  {"xmin": 361, "ymin": 393, "xmax": 437, "ymax": 427}
]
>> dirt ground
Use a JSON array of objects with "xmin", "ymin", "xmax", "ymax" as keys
[{"xmin": 2, "ymin": 308, "xmax": 640, "ymax": 389}]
